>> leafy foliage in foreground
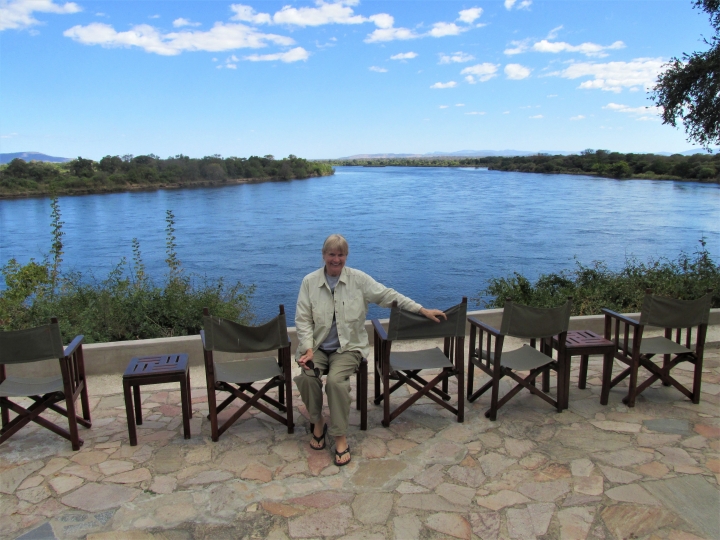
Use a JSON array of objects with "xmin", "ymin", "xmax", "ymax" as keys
[
  {"xmin": 478, "ymin": 240, "xmax": 720, "ymax": 315},
  {"xmin": 0, "ymin": 153, "xmax": 334, "ymax": 197},
  {"xmin": 326, "ymin": 150, "xmax": 720, "ymax": 182},
  {"xmin": 0, "ymin": 206, "xmax": 255, "ymax": 343}
]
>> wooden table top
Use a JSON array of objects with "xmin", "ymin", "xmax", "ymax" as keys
[
  {"xmin": 123, "ymin": 353, "xmax": 189, "ymax": 378},
  {"xmin": 552, "ymin": 330, "xmax": 615, "ymax": 350}
]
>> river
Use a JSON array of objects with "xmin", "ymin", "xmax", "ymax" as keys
[{"xmin": 1, "ymin": 167, "xmax": 718, "ymax": 322}]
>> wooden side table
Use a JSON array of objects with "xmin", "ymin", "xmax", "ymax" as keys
[
  {"xmin": 552, "ymin": 330, "xmax": 615, "ymax": 409},
  {"xmin": 123, "ymin": 354, "xmax": 191, "ymax": 446}
]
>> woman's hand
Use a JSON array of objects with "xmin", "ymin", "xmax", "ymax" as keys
[
  {"xmin": 297, "ymin": 348, "xmax": 314, "ymax": 368},
  {"xmin": 419, "ymin": 307, "xmax": 447, "ymax": 322}
]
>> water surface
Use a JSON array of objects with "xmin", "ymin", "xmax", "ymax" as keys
[{"xmin": 1, "ymin": 167, "xmax": 718, "ymax": 322}]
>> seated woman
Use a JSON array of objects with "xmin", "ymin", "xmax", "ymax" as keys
[{"xmin": 294, "ymin": 234, "xmax": 445, "ymax": 466}]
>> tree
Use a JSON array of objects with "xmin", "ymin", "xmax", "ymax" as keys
[{"xmin": 652, "ymin": 1, "xmax": 720, "ymax": 150}]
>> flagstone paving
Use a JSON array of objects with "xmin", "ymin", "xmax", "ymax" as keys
[{"xmin": 2, "ymin": 345, "xmax": 719, "ymax": 539}]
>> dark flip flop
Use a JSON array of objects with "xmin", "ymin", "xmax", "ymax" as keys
[
  {"xmin": 309, "ymin": 423, "xmax": 327, "ymax": 450},
  {"xmin": 334, "ymin": 446, "xmax": 351, "ymax": 467}
]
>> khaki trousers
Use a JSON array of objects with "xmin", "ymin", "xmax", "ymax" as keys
[{"xmin": 294, "ymin": 349, "xmax": 361, "ymax": 437}]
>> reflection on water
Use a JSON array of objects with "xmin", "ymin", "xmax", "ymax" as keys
[{"xmin": 1, "ymin": 167, "xmax": 718, "ymax": 322}]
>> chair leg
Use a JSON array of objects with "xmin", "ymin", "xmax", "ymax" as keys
[
  {"xmin": 63, "ymin": 390, "xmax": 82, "ymax": 451},
  {"xmin": 456, "ymin": 367, "xmax": 464, "ymax": 423},
  {"xmin": 359, "ymin": 362, "xmax": 367, "ymax": 431},
  {"xmin": 486, "ymin": 371, "xmax": 500, "ymax": 421},
  {"xmin": 624, "ymin": 356, "xmax": 640, "ymax": 408},
  {"xmin": 180, "ymin": 372, "xmax": 191, "ymax": 440},
  {"xmin": 466, "ymin": 357, "xmax": 475, "ymax": 401},
  {"xmin": 374, "ymin": 363, "xmax": 381, "ymax": 404},
  {"xmin": 542, "ymin": 368, "xmax": 550, "ymax": 393},
  {"xmin": 382, "ymin": 369, "xmax": 391, "ymax": 428},
  {"xmin": 692, "ymin": 356, "xmax": 703, "ymax": 404}
]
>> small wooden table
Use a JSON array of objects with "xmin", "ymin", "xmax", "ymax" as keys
[
  {"xmin": 123, "ymin": 354, "xmax": 191, "ymax": 446},
  {"xmin": 552, "ymin": 330, "xmax": 615, "ymax": 410}
]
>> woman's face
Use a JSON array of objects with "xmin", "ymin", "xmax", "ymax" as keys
[{"xmin": 323, "ymin": 249, "xmax": 347, "ymax": 277}]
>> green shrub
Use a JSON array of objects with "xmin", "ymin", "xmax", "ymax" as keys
[
  {"xmin": 0, "ymin": 200, "xmax": 255, "ymax": 343},
  {"xmin": 477, "ymin": 239, "xmax": 719, "ymax": 314}
]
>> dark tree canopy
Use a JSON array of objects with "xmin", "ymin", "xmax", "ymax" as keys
[{"xmin": 652, "ymin": 1, "xmax": 720, "ymax": 149}]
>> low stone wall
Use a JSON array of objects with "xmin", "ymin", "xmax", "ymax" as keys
[{"xmin": 8, "ymin": 308, "xmax": 720, "ymax": 378}]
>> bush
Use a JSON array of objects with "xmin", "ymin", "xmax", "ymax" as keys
[
  {"xmin": 477, "ymin": 239, "xmax": 719, "ymax": 314},
  {"xmin": 0, "ymin": 202, "xmax": 255, "ymax": 343}
]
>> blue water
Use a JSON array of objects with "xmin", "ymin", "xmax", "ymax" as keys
[{"xmin": 1, "ymin": 167, "xmax": 718, "ymax": 323}]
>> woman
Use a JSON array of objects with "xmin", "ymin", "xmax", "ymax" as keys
[{"xmin": 294, "ymin": 234, "xmax": 445, "ymax": 466}]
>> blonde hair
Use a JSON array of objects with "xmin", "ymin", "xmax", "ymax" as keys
[{"xmin": 322, "ymin": 234, "xmax": 349, "ymax": 255}]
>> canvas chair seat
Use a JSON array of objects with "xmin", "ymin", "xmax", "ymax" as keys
[
  {"xmin": 373, "ymin": 298, "xmax": 467, "ymax": 427},
  {"xmin": 215, "ymin": 358, "xmax": 282, "ymax": 385},
  {"xmin": 467, "ymin": 299, "xmax": 572, "ymax": 421},
  {"xmin": 602, "ymin": 290, "xmax": 712, "ymax": 407},
  {"xmin": 202, "ymin": 306, "xmax": 294, "ymax": 441},
  {"xmin": 390, "ymin": 348, "xmax": 454, "ymax": 372},
  {"xmin": 0, "ymin": 376, "xmax": 64, "ymax": 398},
  {"xmin": 628, "ymin": 337, "xmax": 692, "ymax": 355},
  {"xmin": 1, "ymin": 320, "xmax": 92, "ymax": 451},
  {"xmin": 500, "ymin": 345, "xmax": 555, "ymax": 371}
]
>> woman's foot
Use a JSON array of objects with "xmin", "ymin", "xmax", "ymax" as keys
[
  {"xmin": 310, "ymin": 421, "xmax": 327, "ymax": 450},
  {"xmin": 334, "ymin": 435, "xmax": 351, "ymax": 466}
]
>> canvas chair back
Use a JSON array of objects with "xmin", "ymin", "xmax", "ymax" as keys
[
  {"xmin": 386, "ymin": 301, "xmax": 467, "ymax": 341},
  {"xmin": 0, "ymin": 323, "xmax": 65, "ymax": 364},
  {"xmin": 500, "ymin": 300, "xmax": 572, "ymax": 339},
  {"xmin": 639, "ymin": 292, "xmax": 712, "ymax": 329},
  {"xmin": 202, "ymin": 313, "xmax": 289, "ymax": 353}
]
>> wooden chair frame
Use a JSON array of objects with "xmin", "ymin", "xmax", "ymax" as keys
[
  {"xmin": 201, "ymin": 306, "xmax": 294, "ymax": 441},
  {"xmin": 467, "ymin": 317, "xmax": 566, "ymax": 420},
  {"xmin": 602, "ymin": 291, "xmax": 710, "ymax": 407},
  {"xmin": 1, "ymin": 318, "xmax": 91, "ymax": 450},
  {"xmin": 372, "ymin": 299, "xmax": 466, "ymax": 427}
]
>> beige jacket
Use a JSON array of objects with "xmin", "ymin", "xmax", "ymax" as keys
[{"xmin": 295, "ymin": 266, "xmax": 422, "ymax": 359}]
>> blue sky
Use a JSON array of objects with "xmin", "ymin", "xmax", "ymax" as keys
[{"xmin": 1, "ymin": 0, "xmax": 715, "ymax": 159}]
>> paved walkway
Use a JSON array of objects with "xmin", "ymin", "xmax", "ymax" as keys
[{"xmin": 1, "ymin": 345, "xmax": 719, "ymax": 540}]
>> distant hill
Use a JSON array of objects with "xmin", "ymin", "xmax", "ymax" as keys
[
  {"xmin": 0, "ymin": 152, "xmax": 70, "ymax": 164},
  {"xmin": 340, "ymin": 148, "xmax": 718, "ymax": 159}
]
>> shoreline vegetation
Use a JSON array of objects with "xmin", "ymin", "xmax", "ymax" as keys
[
  {"xmin": 324, "ymin": 149, "xmax": 720, "ymax": 184},
  {"xmin": 0, "ymin": 154, "xmax": 335, "ymax": 199}
]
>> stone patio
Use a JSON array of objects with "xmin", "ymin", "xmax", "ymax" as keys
[{"xmin": 1, "ymin": 345, "xmax": 719, "ymax": 540}]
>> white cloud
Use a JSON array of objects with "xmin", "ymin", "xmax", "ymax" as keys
[
  {"xmin": 64, "ymin": 22, "xmax": 295, "ymax": 56},
  {"xmin": 366, "ymin": 25, "xmax": 420, "ymax": 43},
  {"xmin": 461, "ymin": 63, "xmax": 499, "ymax": 83},
  {"xmin": 439, "ymin": 52, "xmax": 474, "ymax": 64},
  {"xmin": 603, "ymin": 102, "xmax": 661, "ymax": 117},
  {"xmin": 505, "ymin": 63, "xmax": 531, "ymax": 80},
  {"xmin": 529, "ymin": 114, "xmax": 544, "ymax": 119},
  {"xmin": 547, "ymin": 25, "xmax": 563, "ymax": 39},
  {"xmin": 504, "ymin": 39, "xmax": 530, "ymax": 55},
  {"xmin": 505, "ymin": 0, "xmax": 532, "ymax": 10},
  {"xmin": 532, "ymin": 39, "xmax": 625, "ymax": 58},
  {"xmin": 1, "ymin": 132, "xmax": 18, "ymax": 138},
  {"xmin": 366, "ymin": 8, "xmax": 482, "ymax": 43},
  {"xmin": 465, "ymin": 111, "xmax": 486, "ymax": 115},
  {"xmin": 369, "ymin": 65, "xmax": 387, "ymax": 72},
  {"xmin": 173, "ymin": 18, "xmax": 201, "ymax": 28},
  {"xmin": 245, "ymin": 47, "xmax": 309, "ymax": 62},
  {"xmin": 273, "ymin": 0, "xmax": 366, "ymax": 27},
  {"xmin": 456, "ymin": 103, "xmax": 465, "ymax": 107},
  {"xmin": 431, "ymin": 81, "xmax": 457, "ymax": 89},
  {"xmin": 557, "ymin": 58, "xmax": 665, "ymax": 93},
  {"xmin": 0, "ymin": 0, "xmax": 80, "ymax": 31},
  {"xmin": 390, "ymin": 51, "xmax": 417, "ymax": 60},
  {"xmin": 439, "ymin": 105, "xmax": 449, "ymax": 109},
  {"xmin": 570, "ymin": 115, "xmax": 585, "ymax": 120},
  {"xmin": 230, "ymin": 4, "xmax": 271, "ymax": 25},
  {"xmin": 458, "ymin": 7, "xmax": 483, "ymax": 24},
  {"xmin": 429, "ymin": 22, "xmax": 465, "ymax": 38},
  {"xmin": 547, "ymin": 94, "xmax": 558, "ymax": 98}
]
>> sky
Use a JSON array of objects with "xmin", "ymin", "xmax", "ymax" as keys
[{"xmin": 1, "ymin": 0, "xmax": 716, "ymax": 160}]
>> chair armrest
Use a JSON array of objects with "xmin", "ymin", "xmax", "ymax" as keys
[
  {"xmin": 64, "ymin": 335, "xmax": 84, "ymax": 357},
  {"xmin": 602, "ymin": 308, "xmax": 639, "ymax": 327},
  {"xmin": 372, "ymin": 319, "xmax": 388, "ymax": 341},
  {"xmin": 468, "ymin": 316, "xmax": 502, "ymax": 337}
]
